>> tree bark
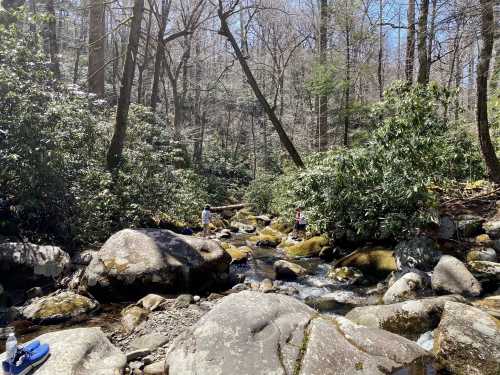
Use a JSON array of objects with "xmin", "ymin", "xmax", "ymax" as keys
[
  {"xmin": 426, "ymin": 0, "xmax": 437, "ymax": 78},
  {"xmin": 45, "ymin": 0, "xmax": 60, "ymax": 78},
  {"xmin": 137, "ymin": 10, "xmax": 152, "ymax": 104},
  {"xmin": 88, "ymin": 0, "xmax": 105, "ymax": 96},
  {"xmin": 318, "ymin": 0, "xmax": 329, "ymax": 151},
  {"xmin": 477, "ymin": 0, "xmax": 500, "ymax": 183},
  {"xmin": 377, "ymin": 0, "xmax": 383, "ymax": 99},
  {"xmin": 150, "ymin": 0, "xmax": 169, "ymax": 111},
  {"xmin": 344, "ymin": 23, "xmax": 351, "ymax": 147},
  {"xmin": 217, "ymin": 1, "xmax": 304, "ymax": 168},
  {"xmin": 417, "ymin": 0, "xmax": 430, "ymax": 85},
  {"xmin": 405, "ymin": 0, "xmax": 415, "ymax": 84},
  {"xmin": 106, "ymin": 0, "xmax": 144, "ymax": 171}
]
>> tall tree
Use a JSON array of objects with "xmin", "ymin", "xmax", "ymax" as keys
[
  {"xmin": 377, "ymin": 0, "xmax": 383, "ymax": 99},
  {"xmin": 405, "ymin": 0, "xmax": 415, "ymax": 83},
  {"xmin": 216, "ymin": 0, "xmax": 305, "ymax": 168},
  {"xmin": 150, "ymin": 0, "xmax": 170, "ymax": 111},
  {"xmin": 417, "ymin": 0, "xmax": 430, "ymax": 84},
  {"xmin": 88, "ymin": 0, "xmax": 105, "ymax": 96},
  {"xmin": 44, "ymin": 0, "xmax": 60, "ymax": 78},
  {"xmin": 318, "ymin": 0, "xmax": 329, "ymax": 150},
  {"xmin": 106, "ymin": 0, "xmax": 144, "ymax": 171},
  {"xmin": 476, "ymin": 0, "xmax": 500, "ymax": 183}
]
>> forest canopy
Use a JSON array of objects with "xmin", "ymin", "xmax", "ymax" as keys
[{"xmin": 0, "ymin": 0, "xmax": 498, "ymax": 247}]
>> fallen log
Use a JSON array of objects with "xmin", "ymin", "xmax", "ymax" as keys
[{"xmin": 210, "ymin": 203, "xmax": 251, "ymax": 212}]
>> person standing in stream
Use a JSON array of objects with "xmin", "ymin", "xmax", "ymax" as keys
[{"xmin": 201, "ymin": 205, "xmax": 212, "ymax": 238}]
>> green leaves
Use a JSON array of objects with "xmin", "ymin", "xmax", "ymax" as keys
[{"xmin": 259, "ymin": 83, "xmax": 483, "ymax": 242}]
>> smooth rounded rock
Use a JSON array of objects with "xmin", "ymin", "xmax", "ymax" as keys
[
  {"xmin": 83, "ymin": 229, "xmax": 231, "ymax": 293},
  {"xmin": 383, "ymin": 272, "xmax": 424, "ymax": 304},
  {"xmin": 431, "ymin": 255, "xmax": 482, "ymax": 296},
  {"xmin": 273, "ymin": 260, "xmax": 307, "ymax": 279},
  {"xmin": 0, "ymin": 327, "xmax": 126, "ymax": 375},
  {"xmin": 466, "ymin": 247, "xmax": 497, "ymax": 263},
  {"xmin": 164, "ymin": 291, "xmax": 430, "ymax": 375}
]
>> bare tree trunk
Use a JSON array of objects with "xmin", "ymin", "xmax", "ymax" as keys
[
  {"xmin": 477, "ymin": 0, "xmax": 500, "ymax": 183},
  {"xmin": 405, "ymin": 0, "xmax": 415, "ymax": 84},
  {"xmin": 137, "ymin": 10, "xmax": 152, "ymax": 104},
  {"xmin": 426, "ymin": 0, "xmax": 438, "ymax": 78},
  {"xmin": 217, "ymin": 1, "xmax": 304, "ymax": 168},
  {"xmin": 106, "ymin": 0, "xmax": 144, "ymax": 171},
  {"xmin": 377, "ymin": 0, "xmax": 383, "ymax": 99},
  {"xmin": 397, "ymin": 5, "xmax": 401, "ymax": 80},
  {"xmin": 45, "ymin": 0, "xmax": 60, "ymax": 78},
  {"xmin": 344, "ymin": 23, "xmax": 351, "ymax": 147},
  {"xmin": 318, "ymin": 0, "xmax": 329, "ymax": 151},
  {"xmin": 239, "ymin": 0, "xmax": 248, "ymax": 56},
  {"xmin": 490, "ymin": 2, "xmax": 500, "ymax": 92},
  {"xmin": 150, "ymin": 0, "xmax": 169, "ymax": 111},
  {"xmin": 88, "ymin": 0, "xmax": 105, "ymax": 96},
  {"xmin": 417, "ymin": 0, "xmax": 430, "ymax": 85}
]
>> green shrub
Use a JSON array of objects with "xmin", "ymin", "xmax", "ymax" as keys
[{"xmin": 266, "ymin": 83, "xmax": 484, "ymax": 242}]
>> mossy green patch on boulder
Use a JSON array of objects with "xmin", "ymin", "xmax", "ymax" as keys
[
  {"xmin": 21, "ymin": 291, "xmax": 99, "ymax": 322},
  {"xmin": 220, "ymin": 243, "xmax": 250, "ymax": 263},
  {"xmin": 249, "ymin": 227, "xmax": 283, "ymax": 247},
  {"xmin": 283, "ymin": 236, "xmax": 329, "ymax": 257},
  {"xmin": 328, "ymin": 266, "xmax": 364, "ymax": 284},
  {"xmin": 270, "ymin": 219, "xmax": 293, "ymax": 234},
  {"xmin": 335, "ymin": 248, "xmax": 397, "ymax": 277}
]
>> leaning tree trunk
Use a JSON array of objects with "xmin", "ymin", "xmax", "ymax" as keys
[
  {"xmin": 417, "ymin": 0, "xmax": 430, "ymax": 85},
  {"xmin": 405, "ymin": 0, "xmax": 416, "ymax": 84},
  {"xmin": 216, "ymin": 1, "xmax": 305, "ymax": 169},
  {"xmin": 88, "ymin": 0, "xmax": 105, "ymax": 96},
  {"xmin": 477, "ymin": 0, "xmax": 500, "ymax": 183},
  {"xmin": 106, "ymin": 0, "xmax": 144, "ymax": 171}
]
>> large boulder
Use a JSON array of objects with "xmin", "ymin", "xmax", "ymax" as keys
[
  {"xmin": 164, "ymin": 291, "xmax": 430, "ymax": 375},
  {"xmin": 21, "ymin": 290, "xmax": 98, "ymax": 323},
  {"xmin": 334, "ymin": 247, "xmax": 397, "ymax": 277},
  {"xmin": 431, "ymin": 255, "xmax": 482, "ymax": 296},
  {"xmin": 0, "ymin": 327, "xmax": 126, "ymax": 374},
  {"xmin": 394, "ymin": 237, "xmax": 441, "ymax": 272},
  {"xmin": 345, "ymin": 295, "xmax": 466, "ymax": 337},
  {"xmin": 456, "ymin": 215, "xmax": 484, "ymax": 238},
  {"xmin": 472, "ymin": 295, "xmax": 500, "ymax": 319},
  {"xmin": 383, "ymin": 272, "xmax": 425, "ymax": 304},
  {"xmin": 0, "ymin": 242, "xmax": 70, "ymax": 286},
  {"xmin": 434, "ymin": 301, "xmax": 500, "ymax": 375},
  {"xmin": 83, "ymin": 229, "xmax": 231, "ymax": 293}
]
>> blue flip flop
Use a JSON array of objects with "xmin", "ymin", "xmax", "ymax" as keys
[{"xmin": 3, "ymin": 343, "xmax": 50, "ymax": 375}]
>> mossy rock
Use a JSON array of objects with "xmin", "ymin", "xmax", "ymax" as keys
[
  {"xmin": 232, "ymin": 209, "xmax": 258, "ymax": 226},
  {"xmin": 22, "ymin": 291, "xmax": 99, "ymax": 323},
  {"xmin": 328, "ymin": 266, "xmax": 363, "ymax": 284},
  {"xmin": 270, "ymin": 219, "xmax": 293, "ymax": 234},
  {"xmin": 335, "ymin": 248, "xmax": 397, "ymax": 277},
  {"xmin": 220, "ymin": 243, "xmax": 250, "ymax": 263},
  {"xmin": 249, "ymin": 227, "xmax": 283, "ymax": 248},
  {"xmin": 283, "ymin": 236, "xmax": 329, "ymax": 257}
]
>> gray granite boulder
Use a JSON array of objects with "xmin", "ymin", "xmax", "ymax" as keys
[
  {"xmin": 383, "ymin": 272, "xmax": 425, "ymax": 304},
  {"xmin": 431, "ymin": 255, "xmax": 482, "ymax": 296},
  {"xmin": 434, "ymin": 301, "xmax": 500, "ymax": 375},
  {"xmin": 164, "ymin": 291, "xmax": 431, "ymax": 375},
  {"xmin": 483, "ymin": 220, "xmax": 500, "ymax": 239},
  {"xmin": 0, "ymin": 242, "xmax": 70, "ymax": 283},
  {"xmin": 346, "ymin": 295, "xmax": 466, "ymax": 337},
  {"xmin": 273, "ymin": 260, "xmax": 307, "ymax": 279},
  {"xmin": 0, "ymin": 327, "xmax": 126, "ymax": 375},
  {"xmin": 83, "ymin": 229, "xmax": 231, "ymax": 293}
]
